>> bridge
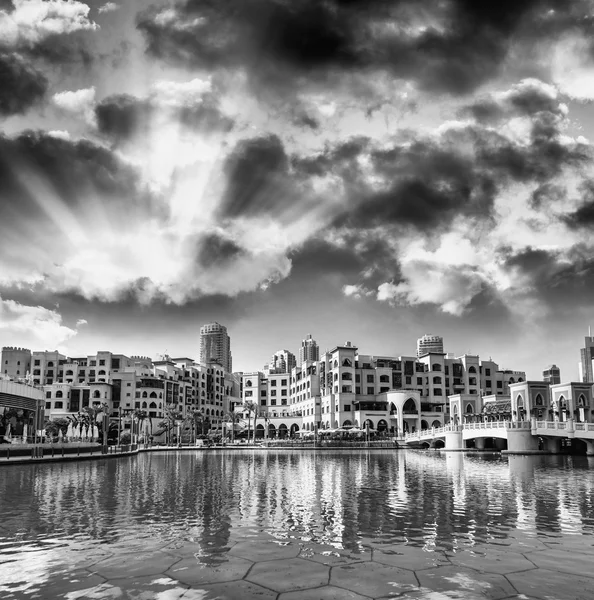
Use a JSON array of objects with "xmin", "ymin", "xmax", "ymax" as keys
[{"xmin": 404, "ymin": 419, "xmax": 594, "ymax": 454}]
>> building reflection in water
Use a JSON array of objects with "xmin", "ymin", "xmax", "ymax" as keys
[{"xmin": 2, "ymin": 449, "xmax": 594, "ymax": 594}]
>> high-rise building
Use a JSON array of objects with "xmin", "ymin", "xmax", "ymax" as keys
[
  {"xmin": 417, "ymin": 334, "xmax": 444, "ymax": 357},
  {"xmin": 299, "ymin": 334, "xmax": 319, "ymax": 366},
  {"xmin": 543, "ymin": 364, "xmax": 561, "ymax": 385},
  {"xmin": 200, "ymin": 322, "xmax": 232, "ymax": 373},
  {"xmin": 579, "ymin": 334, "xmax": 594, "ymax": 383},
  {"xmin": 268, "ymin": 350, "xmax": 296, "ymax": 374}
]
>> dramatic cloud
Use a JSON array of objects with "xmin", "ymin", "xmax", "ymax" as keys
[
  {"xmin": 0, "ymin": 52, "xmax": 46, "ymax": 115},
  {"xmin": 0, "ymin": 295, "xmax": 81, "ymax": 350},
  {"xmin": 52, "ymin": 86, "xmax": 96, "ymax": 125},
  {"xmin": 0, "ymin": 0, "xmax": 97, "ymax": 48},
  {"xmin": 95, "ymin": 78, "xmax": 233, "ymax": 143},
  {"xmin": 136, "ymin": 0, "xmax": 594, "ymax": 110}
]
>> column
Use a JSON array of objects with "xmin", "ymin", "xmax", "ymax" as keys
[{"xmin": 474, "ymin": 437, "xmax": 486, "ymax": 450}]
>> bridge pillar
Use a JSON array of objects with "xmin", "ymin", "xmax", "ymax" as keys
[
  {"xmin": 505, "ymin": 429, "xmax": 541, "ymax": 454},
  {"xmin": 584, "ymin": 440, "xmax": 594, "ymax": 456},
  {"xmin": 444, "ymin": 428, "xmax": 464, "ymax": 451},
  {"xmin": 544, "ymin": 437, "xmax": 562, "ymax": 454},
  {"xmin": 474, "ymin": 437, "xmax": 486, "ymax": 451}
]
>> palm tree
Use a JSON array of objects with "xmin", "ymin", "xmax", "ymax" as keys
[
  {"xmin": 224, "ymin": 410, "xmax": 241, "ymax": 444},
  {"xmin": 242, "ymin": 401, "xmax": 258, "ymax": 443},
  {"xmin": 83, "ymin": 403, "xmax": 109, "ymax": 442},
  {"xmin": 132, "ymin": 408, "xmax": 147, "ymax": 443}
]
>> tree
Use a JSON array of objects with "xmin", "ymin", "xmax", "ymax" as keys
[
  {"xmin": 224, "ymin": 410, "xmax": 241, "ymax": 444},
  {"xmin": 83, "ymin": 403, "xmax": 109, "ymax": 440},
  {"xmin": 45, "ymin": 418, "xmax": 69, "ymax": 441},
  {"xmin": 132, "ymin": 408, "xmax": 147, "ymax": 442},
  {"xmin": 242, "ymin": 401, "xmax": 257, "ymax": 443}
]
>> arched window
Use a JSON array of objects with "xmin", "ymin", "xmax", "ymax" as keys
[
  {"xmin": 466, "ymin": 403, "xmax": 473, "ymax": 413},
  {"xmin": 403, "ymin": 398, "xmax": 417, "ymax": 413},
  {"xmin": 142, "ymin": 402, "xmax": 147, "ymax": 409},
  {"xmin": 150, "ymin": 391, "xmax": 157, "ymax": 398},
  {"xmin": 517, "ymin": 377, "xmax": 524, "ymax": 382},
  {"xmin": 48, "ymin": 362, "xmax": 54, "ymax": 367},
  {"xmin": 468, "ymin": 366, "xmax": 476, "ymax": 373},
  {"xmin": 516, "ymin": 394, "xmax": 524, "ymax": 409},
  {"xmin": 149, "ymin": 402, "xmax": 157, "ymax": 409},
  {"xmin": 65, "ymin": 370, "xmax": 73, "ymax": 376},
  {"xmin": 379, "ymin": 375, "xmax": 389, "ymax": 383},
  {"xmin": 55, "ymin": 390, "xmax": 63, "ymax": 398},
  {"xmin": 142, "ymin": 391, "xmax": 148, "ymax": 398},
  {"xmin": 578, "ymin": 395, "xmax": 586, "ymax": 407},
  {"xmin": 98, "ymin": 370, "xmax": 106, "ymax": 376},
  {"xmin": 159, "ymin": 392, "xmax": 162, "ymax": 399},
  {"xmin": 559, "ymin": 395, "xmax": 567, "ymax": 409},
  {"xmin": 54, "ymin": 401, "xmax": 63, "ymax": 409},
  {"xmin": 342, "ymin": 372, "xmax": 352, "ymax": 380},
  {"xmin": 509, "ymin": 377, "xmax": 515, "ymax": 384},
  {"xmin": 433, "ymin": 376, "xmax": 442, "ymax": 385},
  {"xmin": 93, "ymin": 390, "xmax": 101, "ymax": 399},
  {"xmin": 246, "ymin": 380, "xmax": 252, "ymax": 387},
  {"xmin": 333, "ymin": 360, "xmax": 338, "ymax": 368},
  {"xmin": 432, "ymin": 364, "xmax": 442, "ymax": 372},
  {"xmin": 535, "ymin": 394, "xmax": 544, "ymax": 406},
  {"xmin": 342, "ymin": 358, "xmax": 352, "ymax": 367}
]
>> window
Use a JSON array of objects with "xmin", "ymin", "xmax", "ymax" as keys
[
  {"xmin": 45, "ymin": 402, "xmax": 51, "ymax": 409},
  {"xmin": 379, "ymin": 375, "xmax": 389, "ymax": 383},
  {"xmin": 99, "ymin": 360, "xmax": 105, "ymax": 366},
  {"xmin": 54, "ymin": 401, "xmax": 63, "ymax": 409},
  {"xmin": 433, "ymin": 376, "xmax": 441, "ymax": 384},
  {"xmin": 342, "ymin": 372, "xmax": 352, "ymax": 380},
  {"xmin": 485, "ymin": 380, "xmax": 492, "ymax": 388},
  {"xmin": 271, "ymin": 380, "xmax": 277, "ymax": 386},
  {"xmin": 355, "ymin": 374, "xmax": 361, "ymax": 383},
  {"xmin": 271, "ymin": 390, "xmax": 277, "ymax": 396},
  {"xmin": 366, "ymin": 375, "xmax": 374, "ymax": 383},
  {"xmin": 46, "ymin": 391, "xmax": 51, "ymax": 399},
  {"xmin": 281, "ymin": 388, "xmax": 287, "ymax": 395},
  {"xmin": 434, "ymin": 388, "xmax": 443, "ymax": 396},
  {"xmin": 469, "ymin": 377, "xmax": 477, "ymax": 386},
  {"xmin": 367, "ymin": 387, "xmax": 374, "ymax": 394},
  {"xmin": 55, "ymin": 390, "xmax": 63, "ymax": 398},
  {"xmin": 405, "ymin": 376, "xmax": 412, "ymax": 385},
  {"xmin": 34, "ymin": 360, "xmax": 40, "ymax": 366},
  {"xmin": 497, "ymin": 381, "xmax": 503, "ymax": 388},
  {"xmin": 432, "ymin": 364, "xmax": 442, "ymax": 371},
  {"xmin": 468, "ymin": 366, "xmax": 477, "ymax": 373},
  {"xmin": 417, "ymin": 377, "xmax": 423, "ymax": 385},
  {"xmin": 261, "ymin": 390, "xmax": 266, "ymax": 396},
  {"xmin": 485, "ymin": 368, "xmax": 491, "ymax": 376},
  {"xmin": 356, "ymin": 387, "xmax": 361, "ymax": 394}
]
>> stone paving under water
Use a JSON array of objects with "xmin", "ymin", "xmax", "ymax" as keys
[
  {"xmin": 0, "ymin": 458, "xmax": 594, "ymax": 600},
  {"xmin": 12, "ymin": 536, "xmax": 591, "ymax": 599}
]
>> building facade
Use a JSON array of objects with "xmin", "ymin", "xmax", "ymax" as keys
[
  {"xmin": 199, "ymin": 322, "xmax": 232, "ymax": 373},
  {"xmin": 579, "ymin": 335, "xmax": 594, "ymax": 383},
  {"xmin": 267, "ymin": 350, "xmax": 296, "ymax": 374},
  {"xmin": 1, "ymin": 347, "xmax": 32, "ymax": 380},
  {"xmin": 543, "ymin": 364, "xmax": 561, "ymax": 385}
]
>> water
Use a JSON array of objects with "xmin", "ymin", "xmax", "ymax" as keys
[{"xmin": 1, "ymin": 450, "xmax": 594, "ymax": 599}]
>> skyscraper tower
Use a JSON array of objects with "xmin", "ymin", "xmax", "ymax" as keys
[
  {"xmin": 579, "ymin": 330, "xmax": 594, "ymax": 383},
  {"xmin": 417, "ymin": 334, "xmax": 444, "ymax": 357},
  {"xmin": 299, "ymin": 334, "xmax": 319, "ymax": 366},
  {"xmin": 200, "ymin": 322, "xmax": 232, "ymax": 373}
]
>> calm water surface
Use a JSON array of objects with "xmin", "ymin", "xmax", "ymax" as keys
[{"xmin": 1, "ymin": 450, "xmax": 594, "ymax": 599}]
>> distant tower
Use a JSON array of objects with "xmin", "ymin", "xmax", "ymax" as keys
[
  {"xmin": 199, "ymin": 322, "xmax": 232, "ymax": 373},
  {"xmin": 417, "ymin": 334, "xmax": 444, "ymax": 357},
  {"xmin": 299, "ymin": 334, "xmax": 319, "ymax": 366},
  {"xmin": 269, "ymin": 350, "xmax": 296, "ymax": 374},
  {"xmin": 579, "ymin": 330, "xmax": 594, "ymax": 383},
  {"xmin": 543, "ymin": 364, "xmax": 561, "ymax": 385}
]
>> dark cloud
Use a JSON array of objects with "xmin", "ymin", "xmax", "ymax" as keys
[
  {"xmin": 461, "ymin": 79, "xmax": 564, "ymax": 123},
  {"xmin": 95, "ymin": 94, "xmax": 154, "ymax": 141},
  {"xmin": 219, "ymin": 134, "xmax": 294, "ymax": 219},
  {"xmin": 136, "ymin": 0, "xmax": 585, "ymax": 101},
  {"xmin": 0, "ymin": 131, "xmax": 145, "ymax": 220},
  {"xmin": 503, "ymin": 244, "xmax": 594, "ymax": 311},
  {"xmin": 95, "ymin": 92, "xmax": 233, "ymax": 142},
  {"xmin": 196, "ymin": 233, "xmax": 245, "ymax": 267},
  {"xmin": 529, "ymin": 183, "xmax": 567, "ymax": 209},
  {"xmin": 561, "ymin": 180, "xmax": 594, "ymax": 230},
  {"xmin": 0, "ymin": 53, "xmax": 47, "ymax": 116}
]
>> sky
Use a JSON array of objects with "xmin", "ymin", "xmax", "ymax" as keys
[{"xmin": 1, "ymin": 1, "xmax": 594, "ymax": 379}]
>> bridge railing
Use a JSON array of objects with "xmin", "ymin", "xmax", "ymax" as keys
[{"xmin": 404, "ymin": 425, "xmax": 458, "ymax": 441}]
